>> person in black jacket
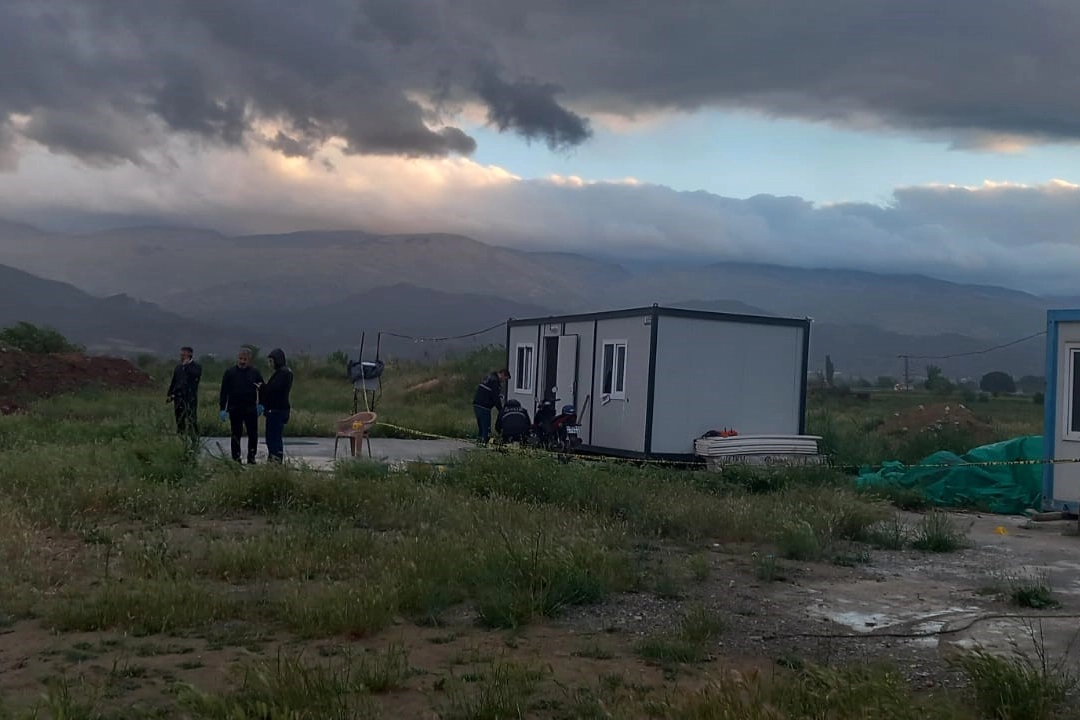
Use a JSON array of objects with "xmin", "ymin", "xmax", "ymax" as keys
[
  {"xmin": 261, "ymin": 348, "xmax": 293, "ymax": 463},
  {"xmin": 472, "ymin": 368, "xmax": 509, "ymax": 445},
  {"xmin": 495, "ymin": 399, "xmax": 531, "ymax": 444},
  {"xmin": 219, "ymin": 348, "xmax": 265, "ymax": 464},
  {"xmin": 166, "ymin": 345, "xmax": 202, "ymax": 438}
]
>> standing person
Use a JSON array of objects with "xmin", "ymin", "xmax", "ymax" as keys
[
  {"xmin": 219, "ymin": 348, "xmax": 264, "ymax": 464},
  {"xmin": 261, "ymin": 348, "xmax": 293, "ymax": 463},
  {"xmin": 166, "ymin": 346, "xmax": 202, "ymax": 439},
  {"xmin": 472, "ymin": 368, "xmax": 509, "ymax": 445}
]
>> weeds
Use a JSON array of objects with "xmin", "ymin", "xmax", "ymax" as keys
[
  {"xmin": 440, "ymin": 660, "xmax": 547, "ymax": 720},
  {"xmin": 688, "ymin": 553, "xmax": 710, "ymax": 583},
  {"xmin": 180, "ymin": 648, "xmax": 393, "ymax": 718},
  {"xmin": 752, "ymin": 553, "xmax": 787, "ymax": 582},
  {"xmin": 572, "ymin": 642, "xmax": 615, "ymax": 660},
  {"xmin": 981, "ymin": 567, "xmax": 1062, "ymax": 610},
  {"xmin": 952, "ymin": 650, "xmax": 1072, "ymax": 720},
  {"xmin": 911, "ymin": 511, "xmax": 970, "ymax": 552},
  {"xmin": 862, "ymin": 512, "xmax": 911, "ymax": 550},
  {"xmin": 468, "ymin": 518, "xmax": 633, "ymax": 629},
  {"xmin": 636, "ymin": 605, "xmax": 726, "ymax": 665}
]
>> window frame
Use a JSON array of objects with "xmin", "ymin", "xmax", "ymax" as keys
[
  {"xmin": 1064, "ymin": 344, "xmax": 1080, "ymax": 441},
  {"xmin": 514, "ymin": 343, "xmax": 535, "ymax": 395},
  {"xmin": 601, "ymin": 340, "xmax": 628, "ymax": 400}
]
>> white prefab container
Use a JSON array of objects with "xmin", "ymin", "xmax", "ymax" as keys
[
  {"xmin": 1043, "ymin": 310, "xmax": 1080, "ymax": 512},
  {"xmin": 505, "ymin": 305, "xmax": 811, "ymax": 460}
]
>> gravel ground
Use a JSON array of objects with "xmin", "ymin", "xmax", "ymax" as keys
[{"xmin": 556, "ymin": 512, "xmax": 1080, "ymax": 689}]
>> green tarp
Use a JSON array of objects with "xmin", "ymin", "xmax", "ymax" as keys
[{"xmin": 856, "ymin": 435, "xmax": 1043, "ymax": 515}]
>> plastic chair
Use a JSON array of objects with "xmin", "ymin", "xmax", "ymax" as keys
[{"xmin": 333, "ymin": 411, "xmax": 377, "ymax": 459}]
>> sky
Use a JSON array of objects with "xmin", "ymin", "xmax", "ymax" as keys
[{"xmin": 3, "ymin": 1, "xmax": 1080, "ymax": 294}]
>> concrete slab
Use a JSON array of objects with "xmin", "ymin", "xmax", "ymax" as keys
[{"xmin": 200, "ymin": 436, "xmax": 471, "ymax": 470}]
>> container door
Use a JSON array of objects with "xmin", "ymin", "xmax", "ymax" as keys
[{"xmin": 555, "ymin": 335, "xmax": 579, "ymax": 407}]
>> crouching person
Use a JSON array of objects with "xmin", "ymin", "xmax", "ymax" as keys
[
  {"xmin": 496, "ymin": 399, "xmax": 531, "ymax": 444},
  {"xmin": 262, "ymin": 348, "xmax": 293, "ymax": 463}
]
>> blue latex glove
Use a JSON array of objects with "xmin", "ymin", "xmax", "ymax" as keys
[
  {"xmin": 219, "ymin": 410, "xmax": 228, "ymax": 422},
  {"xmin": 256, "ymin": 404, "xmax": 265, "ymax": 417}
]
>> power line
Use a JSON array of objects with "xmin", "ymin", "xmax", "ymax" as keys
[
  {"xmin": 902, "ymin": 330, "xmax": 1046, "ymax": 361},
  {"xmin": 379, "ymin": 320, "xmax": 507, "ymax": 343}
]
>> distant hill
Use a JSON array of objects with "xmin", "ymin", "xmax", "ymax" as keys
[
  {"xmin": 275, "ymin": 283, "xmax": 554, "ymax": 357},
  {"xmin": 0, "ymin": 225, "xmax": 627, "ymax": 317},
  {"xmin": 672, "ymin": 299, "xmax": 1045, "ymax": 380},
  {"xmin": 0, "ymin": 218, "xmax": 1064, "ymax": 376},
  {"xmin": 614, "ymin": 263, "xmax": 1048, "ymax": 340},
  {"xmin": 0, "ymin": 264, "xmax": 291, "ymax": 357}
]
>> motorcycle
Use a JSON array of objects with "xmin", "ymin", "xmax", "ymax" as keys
[{"xmin": 532, "ymin": 392, "xmax": 582, "ymax": 452}]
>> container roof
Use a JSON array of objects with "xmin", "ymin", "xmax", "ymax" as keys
[{"xmin": 507, "ymin": 304, "xmax": 811, "ymax": 329}]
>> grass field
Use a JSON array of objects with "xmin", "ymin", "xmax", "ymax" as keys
[{"xmin": 0, "ymin": 350, "xmax": 1061, "ymax": 718}]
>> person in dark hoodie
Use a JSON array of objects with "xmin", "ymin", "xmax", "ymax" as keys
[
  {"xmin": 261, "ymin": 348, "xmax": 293, "ymax": 463},
  {"xmin": 166, "ymin": 345, "xmax": 202, "ymax": 439},
  {"xmin": 472, "ymin": 368, "xmax": 510, "ymax": 445},
  {"xmin": 495, "ymin": 398, "xmax": 531, "ymax": 444},
  {"xmin": 219, "ymin": 347, "xmax": 265, "ymax": 464}
]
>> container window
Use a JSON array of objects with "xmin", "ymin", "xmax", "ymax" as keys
[
  {"xmin": 602, "ymin": 340, "xmax": 627, "ymax": 399},
  {"xmin": 514, "ymin": 344, "xmax": 534, "ymax": 394}
]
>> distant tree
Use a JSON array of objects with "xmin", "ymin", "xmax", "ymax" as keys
[
  {"xmin": 0, "ymin": 321, "xmax": 83, "ymax": 354},
  {"xmin": 327, "ymin": 350, "xmax": 349, "ymax": 368},
  {"xmin": 825, "ymin": 355, "xmax": 835, "ymax": 387},
  {"xmin": 135, "ymin": 353, "xmax": 158, "ymax": 370},
  {"xmin": 855, "ymin": 378, "xmax": 872, "ymax": 389},
  {"xmin": 924, "ymin": 365, "xmax": 953, "ymax": 394},
  {"xmin": 1033, "ymin": 392, "xmax": 1045, "ymax": 406},
  {"xmin": 876, "ymin": 376, "xmax": 897, "ymax": 389},
  {"xmin": 1017, "ymin": 375, "xmax": 1045, "ymax": 395},
  {"xmin": 979, "ymin": 371, "xmax": 1016, "ymax": 396}
]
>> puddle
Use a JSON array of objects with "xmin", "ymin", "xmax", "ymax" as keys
[{"xmin": 806, "ymin": 600, "xmax": 982, "ymax": 637}]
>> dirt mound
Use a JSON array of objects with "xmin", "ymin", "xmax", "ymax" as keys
[
  {"xmin": 876, "ymin": 402, "xmax": 994, "ymax": 441},
  {"xmin": 0, "ymin": 346, "xmax": 154, "ymax": 415},
  {"xmin": 405, "ymin": 374, "xmax": 462, "ymax": 394}
]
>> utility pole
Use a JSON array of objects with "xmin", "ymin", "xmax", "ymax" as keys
[{"xmin": 898, "ymin": 354, "xmax": 910, "ymax": 389}]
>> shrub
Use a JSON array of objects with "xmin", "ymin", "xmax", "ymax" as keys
[
  {"xmin": 0, "ymin": 321, "xmax": 83, "ymax": 353},
  {"xmin": 911, "ymin": 511, "xmax": 969, "ymax": 552},
  {"xmin": 952, "ymin": 649, "xmax": 1075, "ymax": 720}
]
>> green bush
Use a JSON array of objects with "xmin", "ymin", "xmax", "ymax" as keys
[{"xmin": 0, "ymin": 321, "xmax": 83, "ymax": 353}]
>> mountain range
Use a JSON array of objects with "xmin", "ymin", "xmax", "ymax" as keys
[{"xmin": 0, "ymin": 218, "xmax": 1059, "ymax": 378}]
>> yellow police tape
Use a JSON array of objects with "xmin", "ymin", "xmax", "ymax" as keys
[{"xmin": 373, "ymin": 421, "xmax": 1080, "ymax": 473}]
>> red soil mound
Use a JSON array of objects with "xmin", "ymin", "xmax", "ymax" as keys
[
  {"xmin": 0, "ymin": 345, "xmax": 154, "ymax": 415},
  {"xmin": 876, "ymin": 402, "xmax": 995, "ymax": 443}
]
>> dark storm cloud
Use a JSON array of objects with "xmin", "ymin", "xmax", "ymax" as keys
[
  {"xmin": 268, "ymin": 132, "xmax": 315, "ymax": 159},
  {"xmin": 477, "ymin": 74, "xmax": 592, "ymax": 151},
  {"xmin": 3, "ymin": 0, "xmax": 1080, "ymax": 167}
]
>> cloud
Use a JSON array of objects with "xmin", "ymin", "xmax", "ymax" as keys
[
  {"xmin": 4, "ymin": 141, "xmax": 1080, "ymax": 295},
  {"xmin": 4, "ymin": 1, "xmax": 1080, "ymax": 168},
  {"xmin": 476, "ymin": 74, "xmax": 592, "ymax": 151}
]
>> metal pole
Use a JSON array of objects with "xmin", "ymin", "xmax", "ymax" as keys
[{"xmin": 358, "ymin": 330, "xmax": 371, "ymax": 410}]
